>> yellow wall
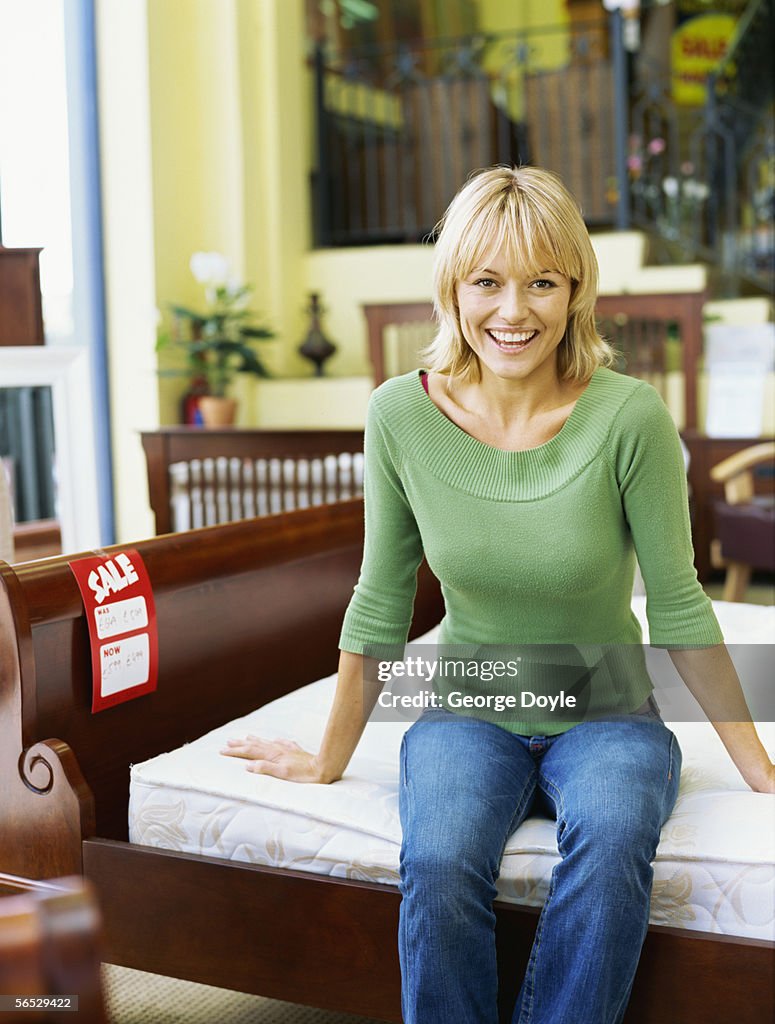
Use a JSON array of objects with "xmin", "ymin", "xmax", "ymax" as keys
[
  {"xmin": 235, "ymin": 0, "xmax": 310, "ymax": 376},
  {"xmin": 98, "ymin": 0, "xmax": 314, "ymax": 537},
  {"xmin": 148, "ymin": 0, "xmax": 310, "ymax": 420},
  {"xmin": 148, "ymin": 0, "xmax": 245, "ymax": 423},
  {"xmin": 477, "ymin": 0, "xmax": 569, "ymax": 35},
  {"xmin": 477, "ymin": 0, "xmax": 571, "ymax": 104},
  {"xmin": 302, "ymin": 245, "xmax": 437, "ymax": 376}
]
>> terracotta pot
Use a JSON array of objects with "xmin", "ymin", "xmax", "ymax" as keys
[{"xmin": 198, "ymin": 396, "xmax": 237, "ymax": 427}]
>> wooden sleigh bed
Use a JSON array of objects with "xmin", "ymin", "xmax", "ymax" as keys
[{"xmin": 0, "ymin": 501, "xmax": 772, "ymax": 1023}]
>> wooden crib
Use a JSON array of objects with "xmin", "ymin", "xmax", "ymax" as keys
[{"xmin": 141, "ymin": 427, "xmax": 364, "ymax": 535}]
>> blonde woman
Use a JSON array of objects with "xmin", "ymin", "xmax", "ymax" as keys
[{"xmin": 224, "ymin": 166, "xmax": 774, "ymax": 1023}]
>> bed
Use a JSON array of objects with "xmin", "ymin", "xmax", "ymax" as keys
[
  {"xmin": 129, "ymin": 598, "xmax": 775, "ymax": 944},
  {"xmin": 0, "ymin": 501, "xmax": 772, "ymax": 1023}
]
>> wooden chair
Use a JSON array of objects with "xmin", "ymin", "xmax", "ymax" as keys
[
  {"xmin": 710, "ymin": 441, "xmax": 775, "ymax": 601},
  {"xmin": 363, "ymin": 301, "xmax": 434, "ymax": 386},
  {"xmin": 363, "ymin": 291, "xmax": 707, "ymax": 431},
  {"xmin": 0, "ymin": 874, "xmax": 106, "ymax": 1023}
]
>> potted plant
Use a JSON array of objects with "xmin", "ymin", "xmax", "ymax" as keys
[{"xmin": 157, "ymin": 252, "xmax": 275, "ymax": 426}]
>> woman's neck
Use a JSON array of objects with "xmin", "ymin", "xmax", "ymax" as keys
[
  {"xmin": 426, "ymin": 362, "xmax": 592, "ymax": 453},
  {"xmin": 446, "ymin": 360, "xmax": 579, "ymax": 433}
]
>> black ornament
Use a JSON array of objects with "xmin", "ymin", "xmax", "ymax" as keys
[{"xmin": 298, "ymin": 293, "xmax": 336, "ymax": 376}]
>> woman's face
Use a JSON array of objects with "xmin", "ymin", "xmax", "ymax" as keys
[{"xmin": 455, "ymin": 249, "xmax": 572, "ymax": 385}]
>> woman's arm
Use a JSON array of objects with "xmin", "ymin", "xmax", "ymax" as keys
[
  {"xmin": 224, "ymin": 388, "xmax": 425, "ymax": 784},
  {"xmin": 221, "ymin": 650, "xmax": 378, "ymax": 784},
  {"xmin": 668, "ymin": 645, "xmax": 775, "ymax": 793}
]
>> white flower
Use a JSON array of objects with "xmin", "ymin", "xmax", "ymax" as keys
[
  {"xmin": 662, "ymin": 176, "xmax": 679, "ymax": 198},
  {"xmin": 684, "ymin": 180, "xmax": 709, "ymax": 201},
  {"xmin": 190, "ymin": 251, "xmax": 231, "ymax": 287}
]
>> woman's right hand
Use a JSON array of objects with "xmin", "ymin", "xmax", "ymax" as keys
[
  {"xmin": 220, "ymin": 735, "xmax": 330, "ymax": 783},
  {"xmin": 221, "ymin": 651, "xmax": 375, "ymax": 786}
]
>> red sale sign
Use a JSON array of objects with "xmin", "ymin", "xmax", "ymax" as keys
[{"xmin": 69, "ymin": 549, "xmax": 158, "ymax": 713}]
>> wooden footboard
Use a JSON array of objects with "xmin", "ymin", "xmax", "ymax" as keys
[
  {"xmin": 0, "ymin": 874, "xmax": 106, "ymax": 1023},
  {"xmin": 0, "ymin": 501, "xmax": 771, "ymax": 1023}
]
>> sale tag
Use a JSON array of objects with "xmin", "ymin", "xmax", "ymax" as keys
[{"xmin": 69, "ymin": 548, "xmax": 158, "ymax": 712}]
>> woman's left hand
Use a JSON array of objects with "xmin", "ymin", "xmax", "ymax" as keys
[{"xmin": 746, "ymin": 761, "xmax": 775, "ymax": 794}]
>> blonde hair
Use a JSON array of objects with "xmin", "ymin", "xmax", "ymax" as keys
[{"xmin": 424, "ymin": 165, "xmax": 615, "ymax": 382}]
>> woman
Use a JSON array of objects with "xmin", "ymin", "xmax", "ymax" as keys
[{"xmin": 223, "ymin": 166, "xmax": 774, "ymax": 1024}]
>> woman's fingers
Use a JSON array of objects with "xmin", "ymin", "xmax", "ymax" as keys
[
  {"xmin": 247, "ymin": 756, "xmax": 318, "ymax": 783},
  {"xmin": 220, "ymin": 735, "xmax": 274, "ymax": 759},
  {"xmin": 220, "ymin": 736, "xmax": 323, "ymax": 782}
]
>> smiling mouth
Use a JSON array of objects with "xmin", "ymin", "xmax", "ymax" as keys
[{"xmin": 486, "ymin": 329, "xmax": 538, "ymax": 352}]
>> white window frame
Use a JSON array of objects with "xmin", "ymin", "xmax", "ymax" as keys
[{"xmin": 0, "ymin": 347, "xmax": 100, "ymax": 554}]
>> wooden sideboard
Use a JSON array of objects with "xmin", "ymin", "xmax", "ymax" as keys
[{"xmin": 0, "ymin": 247, "xmax": 44, "ymax": 346}]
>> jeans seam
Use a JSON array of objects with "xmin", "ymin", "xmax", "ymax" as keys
[
  {"xmin": 520, "ymin": 857, "xmax": 557, "ymax": 1024},
  {"xmin": 537, "ymin": 774, "xmax": 566, "ymax": 828},
  {"xmin": 499, "ymin": 767, "xmax": 539, "ymax": 870},
  {"xmin": 520, "ymin": 774, "xmax": 565, "ymax": 1024}
]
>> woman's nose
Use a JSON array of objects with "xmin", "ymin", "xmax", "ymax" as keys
[{"xmin": 498, "ymin": 283, "xmax": 529, "ymax": 322}]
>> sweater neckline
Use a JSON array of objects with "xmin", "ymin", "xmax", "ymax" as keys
[
  {"xmin": 376, "ymin": 367, "xmax": 638, "ymax": 502},
  {"xmin": 417, "ymin": 368, "xmax": 597, "ymax": 456}
]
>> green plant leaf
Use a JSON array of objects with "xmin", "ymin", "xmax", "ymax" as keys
[
  {"xmin": 168, "ymin": 303, "xmax": 207, "ymax": 323},
  {"xmin": 240, "ymin": 325, "xmax": 274, "ymax": 339}
]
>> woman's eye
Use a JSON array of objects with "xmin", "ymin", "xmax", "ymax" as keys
[
  {"xmin": 475, "ymin": 278, "xmax": 498, "ymax": 288},
  {"xmin": 532, "ymin": 279, "xmax": 556, "ymax": 289}
]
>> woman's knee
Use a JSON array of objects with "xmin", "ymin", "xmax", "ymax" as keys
[{"xmin": 399, "ymin": 831, "xmax": 500, "ymax": 891}]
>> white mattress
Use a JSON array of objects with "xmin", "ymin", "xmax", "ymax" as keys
[{"xmin": 129, "ymin": 598, "xmax": 775, "ymax": 940}]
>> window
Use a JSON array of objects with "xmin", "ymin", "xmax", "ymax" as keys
[{"xmin": 0, "ymin": 0, "xmax": 74, "ymax": 340}]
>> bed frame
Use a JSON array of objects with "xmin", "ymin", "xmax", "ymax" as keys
[{"xmin": 0, "ymin": 501, "xmax": 771, "ymax": 1023}]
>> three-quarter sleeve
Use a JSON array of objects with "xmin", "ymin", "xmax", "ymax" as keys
[
  {"xmin": 611, "ymin": 384, "xmax": 723, "ymax": 648},
  {"xmin": 338, "ymin": 393, "xmax": 425, "ymax": 654}
]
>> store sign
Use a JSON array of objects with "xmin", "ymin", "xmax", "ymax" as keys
[
  {"xmin": 69, "ymin": 549, "xmax": 158, "ymax": 712},
  {"xmin": 671, "ymin": 13, "xmax": 738, "ymax": 106}
]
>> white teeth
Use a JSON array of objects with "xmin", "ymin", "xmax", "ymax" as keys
[{"xmin": 490, "ymin": 330, "xmax": 536, "ymax": 343}]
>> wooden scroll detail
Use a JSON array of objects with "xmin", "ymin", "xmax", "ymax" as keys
[{"xmin": 0, "ymin": 563, "xmax": 95, "ymax": 880}]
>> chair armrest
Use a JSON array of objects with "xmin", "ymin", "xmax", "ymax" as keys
[
  {"xmin": 710, "ymin": 442, "xmax": 775, "ymax": 483},
  {"xmin": 710, "ymin": 442, "xmax": 775, "ymax": 504}
]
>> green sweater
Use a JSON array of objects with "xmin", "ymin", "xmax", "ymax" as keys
[{"xmin": 339, "ymin": 367, "xmax": 722, "ymax": 734}]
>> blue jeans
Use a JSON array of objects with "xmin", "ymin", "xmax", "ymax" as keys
[{"xmin": 398, "ymin": 705, "xmax": 681, "ymax": 1024}]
